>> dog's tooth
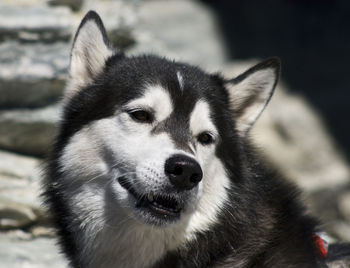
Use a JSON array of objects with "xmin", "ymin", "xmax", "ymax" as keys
[{"xmin": 147, "ymin": 193, "xmax": 154, "ymax": 202}]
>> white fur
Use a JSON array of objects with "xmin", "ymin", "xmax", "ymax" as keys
[
  {"xmin": 189, "ymin": 100, "xmax": 218, "ymax": 140},
  {"xmin": 60, "ymin": 126, "xmax": 107, "ymax": 179},
  {"xmin": 66, "ymin": 20, "xmax": 113, "ymax": 99},
  {"xmin": 186, "ymin": 100, "xmax": 229, "ymax": 236},
  {"xmin": 227, "ymin": 68, "xmax": 276, "ymax": 133},
  {"xmin": 185, "ymin": 158, "xmax": 230, "ymax": 237},
  {"xmin": 177, "ymin": 71, "xmax": 184, "ymax": 91},
  {"xmin": 126, "ymin": 84, "xmax": 173, "ymax": 122}
]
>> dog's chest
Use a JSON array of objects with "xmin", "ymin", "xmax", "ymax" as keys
[{"xmin": 84, "ymin": 223, "xmax": 186, "ymax": 268}]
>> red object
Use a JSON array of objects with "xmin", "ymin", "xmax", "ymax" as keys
[{"xmin": 313, "ymin": 233, "xmax": 328, "ymax": 259}]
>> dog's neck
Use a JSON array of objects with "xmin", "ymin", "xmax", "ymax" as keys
[
  {"xmin": 70, "ymin": 185, "xmax": 188, "ymax": 268},
  {"xmin": 89, "ymin": 219, "xmax": 187, "ymax": 268}
]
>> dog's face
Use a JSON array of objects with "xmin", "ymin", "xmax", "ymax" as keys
[{"xmin": 57, "ymin": 12, "xmax": 279, "ymax": 229}]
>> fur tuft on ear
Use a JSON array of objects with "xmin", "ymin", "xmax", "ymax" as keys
[
  {"xmin": 66, "ymin": 11, "xmax": 114, "ymax": 98},
  {"xmin": 226, "ymin": 57, "xmax": 281, "ymax": 134}
]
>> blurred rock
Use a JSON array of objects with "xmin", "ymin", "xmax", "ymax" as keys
[
  {"xmin": 0, "ymin": 174, "xmax": 43, "ymax": 220},
  {"xmin": 81, "ymin": 0, "xmax": 138, "ymax": 49},
  {"xmin": 0, "ymin": 150, "xmax": 40, "ymax": 179},
  {"xmin": 48, "ymin": 0, "xmax": 83, "ymax": 11},
  {"xmin": 0, "ymin": 41, "xmax": 68, "ymax": 108},
  {"xmin": 0, "ymin": 151, "xmax": 41, "ymax": 207},
  {"xmin": 327, "ymin": 259, "xmax": 350, "ymax": 268},
  {"xmin": 0, "ymin": 199, "xmax": 37, "ymax": 230},
  {"xmin": 255, "ymin": 87, "xmax": 350, "ymax": 192},
  {"xmin": 83, "ymin": 0, "xmax": 138, "ymax": 31},
  {"xmin": 329, "ymin": 222, "xmax": 350, "ymax": 243},
  {"xmin": 306, "ymin": 186, "xmax": 350, "ymax": 240},
  {"xmin": 0, "ymin": 1, "xmax": 137, "ymax": 45},
  {"xmin": 0, "ymin": 232, "xmax": 67, "ymax": 268},
  {"xmin": 29, "ymin": 226, "xmax": 55, "ymax": 238},
  {"xmin": 0, "ymin": 0, "xmax": 138, "ymax": 109},
  {"xmin": 0, "ymin": 105, "xmax": 60, "ymax": 156},
  {"xmin": 0, "ymin": 4, "xmax": 73, "ymax": 43},
  {"xmin": 339, "ymin": 192, "xmax": 350, "ymax": 223},
  {"xmin": 129, "ymin": 0, "xmax": 227, "ymax": 70},
  {"xmin": 0, "ymin": 151, "xmax": 57, "ymax": 265},
  {"xmin": 0, "ymin": 151, "xmax": 46, "ymax": 230}
]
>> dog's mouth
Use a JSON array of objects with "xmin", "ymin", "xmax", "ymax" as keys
[{"xmin": 118, "ymin": 177, "xmax": 182, "ymax": 219}]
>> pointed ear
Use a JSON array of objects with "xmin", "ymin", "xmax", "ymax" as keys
[
  {"xmin": 66, "ymin": 11, "xmax": 114, "ymax": 98},
  {"xmin": 226, "ymin": 58, "xmax": 281, "ymax": 135}
]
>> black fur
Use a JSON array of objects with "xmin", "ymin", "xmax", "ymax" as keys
[
  {"xmin": 155, "ymin": 152, "xmax": 323, "ymax": 267},
  {"xmin": 43, "ymin": 11, "xmax": 333, "ymax": 267}
]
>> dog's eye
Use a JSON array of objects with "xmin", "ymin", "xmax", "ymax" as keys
[
  {"xmin": 129, "ymin": 110, "xmax": 153, "ymax": 123},
  {"xmin": 197, "ymin": 132, "xmax": 215, "ymax": 145}
]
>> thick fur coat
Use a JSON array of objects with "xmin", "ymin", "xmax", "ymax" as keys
[{"xmin": 43, "ymin": 11, "xmax": 333, "ymax": 268}]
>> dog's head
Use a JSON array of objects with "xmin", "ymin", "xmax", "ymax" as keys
[{"xmin": 57, "ymin": 11, "xmax": 280, "ymax": 229}]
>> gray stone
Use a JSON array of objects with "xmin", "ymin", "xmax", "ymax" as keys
[
  {"xmin": 81, "ymin": 0, "xmax": 138, "ymax": 49},
  {"xmin": 48, "ymin": 0, "xmax": 83, "ymax": 11},
  {"xmin": 0, "ymin": 199, "xmax": 37, "ymax": 230},
  {"xmin": 0, "ymin": 4, "xmax": 73, "ymax": 43},
  {"xmin": 329, "ymin": 221, "xmax": 350, "ymax": 243},
  {"xmin": 0, "ymin": 172, "xmax": 44, "ymax": 231},
  {"xmin": 0, "ymin": 41, "xmax": 69, "ymax": 108},
  {"xmin": 0, "ymin": 150, "xmax": 40, "ymax": 179},
  {"xmin": 328, "ymin": 260, "xmax": 350, "ymax": 268},
  {"xmin": 0, "ymin": 105, "xmax": 60, "ymax": 156},
  {"xmin": 128, "ymin": 0, "xmax": 227, "ymax": 70},
  {"xmin": 255, "ymin": 87, "xmax": 350, "ymax": 192},
  {"xmin": 338, "ymin": 192, "xmax": 350, "ymax": 224},
  {"xmin": 29, "ymin": 226, "xmax": 56, "ymax": 238},
  {"xmin": 0, "ymin": 150, "xmax": 42, "ymax": 206},
  {"xmin": 306, "ymin": 186, "xmax": 350, "ymax": 241},
  {"xmin": 0, "ymin": 174, "xmax": 42, "ymax": 215},
  {"xmin": 0, "ymin": 232, "xmax": 67, "ymax": 268},
  {"xmin": 0, "ymin": 151, "xmax": 46, "ymax": 229},
  {"xmin": 82, "ymin": 0, "xmax": 138, "ymax": 31},
  {"xmin": 0, "ymin": 1, "xmax": 138, "ymax": 109},
  {"xmin": 0, "ymin": 0, "xmax": 138, "ymax": 45}
]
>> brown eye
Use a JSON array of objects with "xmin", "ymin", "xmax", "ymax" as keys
[
  {"xmin": 197, "ymin": 132, "xmax": 214, "ymax": 145},
  {"xmin": 129, "ymin": 110, "xmax": 153, "ymax": 123}
]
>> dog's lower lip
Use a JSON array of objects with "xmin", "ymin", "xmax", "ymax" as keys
[
  {"xmin": 148, "ymin": 201, "xmax": 180, "ymax": 217},
  {"xmin": 117, "ymin": 177, "xmax": 182, "ymax": 217}
]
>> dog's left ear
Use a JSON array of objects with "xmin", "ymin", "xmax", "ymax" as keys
[
  {"xmin": 225, "ymin": 58, "xmax": 281, "ymax": 135},
  {"xmin": 66, "ymin": 11, "xmax": 114, "ymax": 98}
]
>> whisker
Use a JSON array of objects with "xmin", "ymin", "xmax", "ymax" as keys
[
  {"xmin": 115, "ymin": 171, "xmax": 137, "ymax": 179},
  {"xmin": 86, "ymin": 172, "xmax": 108, "ymax": 184},
  {"xmin": 110, "ymin": 161, "xmax": 129, "ymax": 170}
]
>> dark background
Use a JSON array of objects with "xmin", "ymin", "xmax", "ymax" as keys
[{"xmin": 203, "ymin": 0, "xmax": 350, "ymax": 159}]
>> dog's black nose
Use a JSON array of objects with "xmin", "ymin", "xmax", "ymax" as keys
[{"xmin": 165, "ymin": 154, "xmax": 203, "ymax": 190}]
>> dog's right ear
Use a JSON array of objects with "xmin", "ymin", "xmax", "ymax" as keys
[{"xmin": 66, "ymin": 11, "xmax": 114, "ymax": 99}]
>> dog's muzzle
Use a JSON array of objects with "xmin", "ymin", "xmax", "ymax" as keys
[{"xmin": 116, "ymin": 154, "xmax": 202, "ymax": 224}]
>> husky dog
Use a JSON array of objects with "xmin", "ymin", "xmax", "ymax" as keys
[{"xmin": 44, "ymin": 11, "xmax": 333, "ymax": 267}]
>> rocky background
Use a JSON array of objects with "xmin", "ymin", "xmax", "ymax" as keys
[{"xmin": 0, "ymin": 0, "xmax": 349, "ymax": 267}]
